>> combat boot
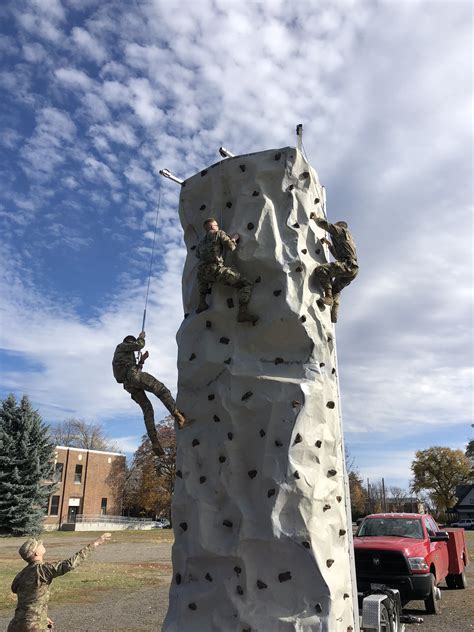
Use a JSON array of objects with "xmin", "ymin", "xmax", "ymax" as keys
[
  {"xmin": 237, "ymin": 304, "xmax": 259, "ymax": 324},
  {"xmin": 175, "ymin": 410, "xmax": 193, "ymax": 429},
  {"xmin": 322, "ymin": 286, "xmax": 333, "ymax": 306},
  {"xmin": 196, "ymin": 295, "xmax": 209, "ymax": 313}
]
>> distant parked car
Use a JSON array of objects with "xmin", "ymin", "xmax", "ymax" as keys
[
  {"xmin": 154, "ymin": 518, "xmax": 171, "ymax": 529},
  {"xmin": 450, "ymin": 519, "xmax": 474, "ymax": 530}
]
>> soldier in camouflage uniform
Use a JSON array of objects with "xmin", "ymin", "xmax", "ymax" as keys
[
  {"xmin": 8, "ymin": 533, "xmax": 111, "ymax": 632},
  {"xmin": 196, "ymin": 218, "xmax": 258, "ymax": 323},
  {"xmin": 113, "ymin": 331, "xmax": 188, "ymax": 454},
  {"xmin": 311, "ymin": 217, "xmax": 359, "ymax": 323}
]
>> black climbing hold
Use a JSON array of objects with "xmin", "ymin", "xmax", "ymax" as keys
[
  {"xmin": 237, "ymin": 585, "xmax": 244, "ymax": 595},
  {"xmin": 310, "ymin": 212, "xmax": 316, "ymax": 219},
  {"xmin": 332, "ymin": 368, "xmax": 336, "ymax": 375},
  {"xmin": 206, "ymin": 287, "xmax": 212, "ymax": 294},
  {"xmin": 301, "ymin": 248, "xmax": 307, "ymax": 254},
  {"xmin": 189, "ymin": 353, "xmax": 196, "ymax": 361},
  {"xmin": 200, "ymin": 476, "xmax": 206, "ymax": 484},
  {"xmin": 315, "ymin": 603, "xmax": 322, "ymax": 613},
  {"xmin": 327, "ymin": 469, "xmax": 337, "ymax": 477},
  {"xmin": 327, "ymin": 336, "xmax": 333, "ymax": 343},
  {"xmin": 326, "ymin": 401, "xmax": 335, "ymax": 409},
  {"xmin": 175, "ymin": 572, "xmax": 182, "ymax": 584},
  {"xmin": 319, "ymin": 362, "xmax": 325, "ymax": 367},
  {"xmin": 294, "ymin": 433, "xmax": 302, "ymax": 445},
  {"xmin": 293, "ymin": 471, "xmax": 300, "ymax": 479},
  {"xmin": 295, "ymin": 266, "xmax": 303, "ymax": 272},
  {"xmin": 275, "ymin": 152, "xmax": 281, "ymax": 160},
  {"xmin": 315, "ymin": 440, "xmax": 322, "ymax": 448},
  {"xmin": 219, "ymin": 456, "xmax": 226, "ymax": 463},
  {"xmin": 248, "ymin": 469, "xmax": 257, "ymax": 479},
  {"xmin": 213, "ymin": 414, "xmax": 220, "ymax": 423},
  {"xmin": 273, "ymin": 289, "xmax": 282, "ymax": 296},
  {"xmin": 228, "ymin": 432, "xmax": 233, "ymax": 440},
  {"xmin": 192, "ymin": 439, "xmax": 200, "ymax": 447},
  {"xmin": 176, "ymin": 470, "xmax": 183, "ymax": 478},
  {"xmin": 257, "ymin": 580, "xmax": 267, "ymax": 589},
  {"xmin": 247, "ymin": 222, "xmax": 254, "ymax": 230},
  {"xmin": 292, "ymin": 400, "xmax": 301, "ymax": 408},
  {"xmin": 259, "ymin": 429, "xmax": 266, "ymax": 437},
  {"xmin": 252, "ymin": 190, "xmax": 259, "ymax": 196},
  {"xmin": 300, "ymin": 315, "xmax": 306, "ymax": 322},
  {"xmin": 326, "ymin": 559, "xmax": 334, "ymax": 568},
  {"xmin": 234, "ymin": 566, "xmax": 242, "ymax": 574},
  {"xmin": 223, "ymin": 519, "xmax": 233, "ymax": 528},
  {"xmin": 190, "ymin": 245, "xmax": 196, "ymax": 250},
  {"xmin": 323, "ymin": 504, "xmax": 331, "ymax": 512},
  {"xmin": 302, "ymin": 541, "xmax": 310, "ymax": 549},
  {"xmin": 189, "ymin": 602, "xmax": 197, "ymax": 610},
  {"xmin": 227, "ymin": 298, "xmax": 234, "ymax": 308},
  {"xmin": 220, "ymin": 337, "xmax": 230, "ymax": 344},
  {"xmin": 336, "ymin": 496, "xmax": 342, "ymax": 503},
  {"xmin": 274, "ymin": 357, "xmax": 284, "ymax": 364},
  {"xmin": 287, "ymin": 184, "xmax": 295, "ymax": 192},
  {"xmin": 205, "ymin": 320, "xmax": 212, "ymax": 328},
  {"xmin": 239, "ymin": 164, "xmax": 246, "ymax": 172},
  {"xmin": 208, "ymin": 394, "xmax": 215, "ymax": 400},
  {"xmin": 339, "ymin": 529, "xmax": 346, "ymax": 536},
  {"xmin": 200, "ymin": 204, "xmax": 206, "ymax": 210},
  {"xmin": 275, "ymin": 440, "xmax": 283, "ymax": 447},
  {"xmin": 180, "ymin": 522, "xmax": 188, "ymax": 531},
  {"xmin": 255, "ymin": 275, "xmax": 261, "ymax": 283},
  {"xmin": 300, "ymin": 171, "xmax": 310, "ymax": 179},
  {"xmin": 278, "ymin": 571, "xmax": 292, "ymax": 582},
  {"xmin": 205, "ymin": 572, "xmax": 213, "ymax": 581},
  {"xmin": 314, "ymin": 197, "xmax": 320, "ymax": 204},
  {"xmin": 267, "ymin": 488, "xmax": 276, "ymax": 498},
  {"xmin": 315, "ymin": 248, "xmax": 321, "ymax": 255},
  {"xmin": 292, "ymin": 222, "xmax": 300, "ymax": 228},
  {"xmin": 184, "ymin": 313, "xmax": 189, "ymax": 319},
  {"xmin": 241, "ymin": 391, "xmax": 253, "ymax": 401},
  {"xmin": 226, "ymin": 201, "xmax": 232, "ymax": 208},
  {"xmin": 224, "ymin": 357, "xmax": 232, "ymax": 364},
  {"xmin": 201, "ymin": 170, "xmax": 208, "ymax": 177},
  {"xmin": 344, "ymin": 593, "xmax": 350, "ymax": 599}
]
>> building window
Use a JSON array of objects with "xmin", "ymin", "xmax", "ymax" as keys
[
  {"xmin": 54, "ymin": 463, "xmax": 64, "ymax": 482},
  {"xmin": 74, "ymin": 464, "xmax": 83, "ymax": 484},
  {"xmin": 101, "ymin": 498, "xmax": 107, "ymax": 515},
  {"xmin": 50, "ymin": 495, "xmax": 60, "ymax": 516}
]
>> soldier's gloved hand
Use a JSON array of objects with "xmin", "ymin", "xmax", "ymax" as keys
[
  {"xmin": 142, "ymin": 350, "xmax": 149, "ymax": 361},
  {"xmin": 321, "ymin": 237, "xmax": 331, "ymax": 246},
  {"xmin": 139, "ymin": 330, "xmax": 146, "ymax": 339},
  {"xmin": 231, "ymin": 233, "xmax": 240, "ymax": 243}
]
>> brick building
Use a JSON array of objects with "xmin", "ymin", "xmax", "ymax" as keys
[{"xmin": 44, "ymin": 446, "xmax": 126, "ymax": 529}]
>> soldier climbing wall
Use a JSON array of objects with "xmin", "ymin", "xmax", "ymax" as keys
[{"xmin": 163, "ymin": 147, "xmax": 357, "ymax": 632}]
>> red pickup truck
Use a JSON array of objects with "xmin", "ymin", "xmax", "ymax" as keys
[{"xmin": 354, "ymin": 512, "xmax": 469, "ymax": 614}]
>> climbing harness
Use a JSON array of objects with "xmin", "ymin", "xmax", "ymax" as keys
[{"xmin": 141, "ymin": 188, "xmax": 162, "ymax": 332}]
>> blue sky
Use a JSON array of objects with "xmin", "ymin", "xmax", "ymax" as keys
[{"xmin": 0, "ymin": 0, "xmax": 472, "ymax": 491}]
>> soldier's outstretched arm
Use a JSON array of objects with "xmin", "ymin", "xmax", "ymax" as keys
[
  {"xmin": 39, "ymin": 533, "xmax": 111, "ymax": 581},
  {"xmin": 219, "ymin": 230, "xmax": 238, "ymax": 252}
]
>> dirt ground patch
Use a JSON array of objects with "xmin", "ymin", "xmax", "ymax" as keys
[{"xmin": 0, "ymin": 530, "xmax": 472, "ymax": 631}]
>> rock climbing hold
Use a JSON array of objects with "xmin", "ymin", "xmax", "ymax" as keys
[
  {"xmin": 200, "ymin": 204, "xmax": 206, "ymax": 210},
  {"xmin": 332, "ymin": 368, "xmax": 336, "ymax": 375},
  {"xmin": 344, "ymin": 593, "xmax": 350, "ymax": 599},
  {"xmin": 326, "ymin": 401, "xmax": 335, "ymax": 409},
  {"xmin": 205, "ymin": 320, "xmax": 212, "ymax": 328},
  {"xmin": 300, "ymin": 315, "xmax": 306, "ymax": 322},
  {"xmin": 275, "ymin": 440, "xmax": 283, "ymax": 447},
  {"xmin": 294, "ymin": 471, "xmax": 300, "ymax": 479},
  {"xmin": 219, "ymin": 456, "xmax": 226, "ymax": 463},
  {"xmin": 293, "ymin": 222, "xmax": 300, "ymax": 228},
  {"xmin": 228, "ymin": 432, "xmax": 233, "ymax": 440},
  {"xmin": 184, "ymin": 313, "xmax": 189, "ymax": 319},
  {"xmin": 239, "ymin": 164, "xmax": 246, "ymax": 172},
  {"xmin": 319, "ymin": 362, "xmax": 325, "ymax": 367},
  {"xmin": 301, "ymin": 248, "xmax": 307, "ymax": 254},
  {"xmin": 294, "ymin": 433, "xmax": 302, "ymax": 444},
  {"xmin": 180, "ymin": 522, "xmax": 188, "ymax": 531},
  {"xmin": 252, "ymin": 190, "xmax": 259, "ymax": 196},
  {"xmin": 326, "ymin": 559, "xmax": 334, "ymax": 568},
  {"xmin": 220, "ymin": 337, "xmax": 230, "ymax": 344},
  {"xmin": 295, "ymin": 266, "xmax": 303, "ymax": 273},
  {"xmin": 259, "ymin": 429, "xmax": 266, "ymax": 437},
  {"xmin": 205, "ymin": 572, "xmax": 213, "ymax": 581},
  {"xmin": 226, "ymin": 201, "xmax": 232, "ymax": 208},
  {"xmin": 336, "ymin": 496, "xmax": 342, "ymax": 503},
  {"xmin": 237, "ymin": 585, "xmax": 244, "ymax": 595},
  {"xmin": 247, "ymin": 222, "xmax": 255, "ymax": 230},
  {"xmin": 339, "ymin": 529, "xmax": 346, "ymax": 536},
  {"xmin": 274, "ymin": 357, "xmax": 284, "ymax": 364},
  {"xmin": 248, "ymin": 469, "xmax": 257, "ymax": 479},
  {"xmin": 278, "ymin": 571, "xmax": 292, "ymax": 582},
  {"xmin": 224, "ymin": 357, "xmax": 232, "ymax": 364},
  {"xmin": 310, "ymin": 212, "xmax": 316, "ymax": 219},
  {"xmin": 188, "ymin": 602, "xmax": 197, "ymax": 610},
  {"xmin": 176, "ymin": 573, "xmax": 182, "ymax": 584},
  {"xmin": 315, "ymin": 440, "xmax": 322, "ymax": 448},
  {"xmin": 327, "ymin": 469, "xmax": 337, "ymax": 477},
  {"xmin": 192, "ymin": 439, "xmax": 200, "ymax": 447},
  {"xmin": 257, "ymin": 580, "xmax": 267, "ymax": 589},
  {"xmin": 201, "ymin": 170, "xmax": 208, "ymax": 177},
  {"xmin": 267, "ymin": 488, "xmax": 276, "ymax": 498},
  {"xmin": 208, "ymin": 394, "xmax": 215, "ymax": 400},
  {"xmin": 315, "ymin": 603, "xmax": 322, "ymax": 613},
  {"xmin": 190, "ymin": 245, "xmax": 196, "ymax": 250},
  {"xmin": 302, "ymin": 541, "xmax": 310, "ymax": 549},
  {"xmin": 227, "ymin": 298, "xmax": 235, "ymax": 308},
  {"xmin": 314, "ymin": 197, "xmax": 320, "ymax": 204},
  {"xmin": 223, "ymin": 519, "xmax": 233, "ymax": 528},
  {"xmin": 234, "ymin": 566, "xmax": 242, "ymax": 574},
  {"xmin": 189, "ymin": 353, "xmax": 196, "ymax": 361},
  {"xmin": 300, "ymin": 171, "xmax": 310, "ymax": 179},
  {"xmin": 315, "ymin": 248, "xmax": 321, "ymax": 255},
  {"xmin": 241, "ymin": 391, "xmax": 253, "ymax": 401},
  {"xmin": 255, "ymin": 275, "xmax": 261, "ymax": 283},
  {"xmin": 323, "ymin": 504, "xmax": 331, "ymax": 512},
  {"xmin": 273, "ymin": 289, "xmax": 282, "ymax": 296},
  {"xmin": 292, "ymin": 400, "xmax": 301, "ymax": 408},
  {"xmin": 287, "ymin": 184, "xmax": 295, "ymax": 192},
  {"xmin": 199, "ymin": 476, "xmax": 206, "ymax": 484},
  {"xmin": 213, "ymin": 415, "xmax": 220, "ymax": 423},
  {"xmin": 176, "ymin": 470, "xmax": 183, "ymax": 478},
  {"xmin": 274, "ymin": 152, "xmax": 281, "ymax": 160}
]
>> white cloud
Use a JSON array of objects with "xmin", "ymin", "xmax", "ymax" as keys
[
  {"xmin": 55, "ymin": 67, "xmax": 93, "ymax": 91},
  {"xmin": 71, "ymin": 26, "xmax": 107, "ymax": 63}
]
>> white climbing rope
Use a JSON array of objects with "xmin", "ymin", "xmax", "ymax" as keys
[{"xmin": 141, "ymin": 188, "xmax": 162, "ymax": 332}]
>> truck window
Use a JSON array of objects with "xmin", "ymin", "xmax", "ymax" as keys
[{"xmin": 357, "ymin": 517, "xmax": 423, "ymax": 539}]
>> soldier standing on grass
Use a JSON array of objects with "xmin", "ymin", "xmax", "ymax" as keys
[
  {"xmin": 8, "ymin": 532, "xmax": 111, "ymax": 632},
  {"xmin": 311, "ymin": 216, "xmax": 359, "ymax": 323},
  {"xmin": 196, "ymin": 218, "xmax": 259, "ymax": 324}
]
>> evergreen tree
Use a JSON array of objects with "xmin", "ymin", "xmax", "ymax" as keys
[{"xmin": 0, "ymin": 394, "xmax": 56, "ymax": 535}]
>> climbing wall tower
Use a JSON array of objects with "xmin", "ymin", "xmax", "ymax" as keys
[{"xmin": 163, "ymin": 147, "xmax": 357, "ymax": 632}]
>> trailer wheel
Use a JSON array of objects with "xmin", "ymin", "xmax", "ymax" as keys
[
  {"xmin": 424, "ymin": 574, "xmax": 440, "ymax": 614},
  {"xmin": 446, "ymin": 574, "xmax": 457, "ymax": 589},
  {"xmin": 455, "ymin": 571, "xmax": 467, "ymax": 589}
]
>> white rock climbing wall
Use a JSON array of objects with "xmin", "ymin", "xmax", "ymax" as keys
[{"xmin": 163, "ymin": 147, "xmax": 356, "ymax": 632}]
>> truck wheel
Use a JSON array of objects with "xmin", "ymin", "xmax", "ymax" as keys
[
  {"xmin": 446, "ymin": 574, "xmax": 457, "ymax": 589},
  {"xmin": 379, "ymin": 603, "xmax": 394, "ymax": 632},
  {"xmin": 455, "ymin": 571, "xmax": 467, "ymax": 589},
  {"xmin": 424, "ymin": 574, "xmax": 440, "ymax": 614}
]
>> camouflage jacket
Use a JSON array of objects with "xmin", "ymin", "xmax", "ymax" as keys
[
  {"xmin": 8, "ymin": 544, "xmax": 93, "ymax": 632},
  {"xmin": 196, "ymin": 229, "xmax": 236, "ymax": 266},
  {"xmin": 112, "ymin": 336, "xmax": 145, "ymax": 383},
  {"xmin": 315, "ymin": 218, "xmax": 358, "ymax": 265}
]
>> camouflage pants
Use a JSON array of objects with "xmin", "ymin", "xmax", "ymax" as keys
[
  {"xmin": 124, "ymin": 367, "xmax": 177, "ymax": 456},
  {"xmin": 313, "ymin": 260, "xmax": 358, "ymax": 307},
  {"xmin": 197, "ymin": 263, "xmax": 253, "ymax": 305}
]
